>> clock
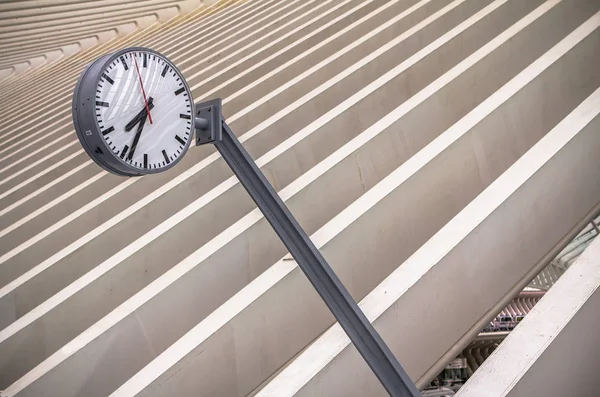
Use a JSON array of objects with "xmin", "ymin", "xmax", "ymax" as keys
[{"xmin": 72, "ymin": 47, "xmax": 194, "ymax": 176}]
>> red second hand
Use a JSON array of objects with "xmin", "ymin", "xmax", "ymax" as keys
[{"xmin": 133, "ymin": 53, "xmax": 153, "ymax": 124}]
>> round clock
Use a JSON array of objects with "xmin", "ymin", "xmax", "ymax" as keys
[{"xmin": 72, "ymin": 47, "xmax": 194, "ymax": 176}]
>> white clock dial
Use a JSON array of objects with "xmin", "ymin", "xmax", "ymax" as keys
[{"xmin": 94, "ymin": 50, "xmax": 192, "ymax": 171}]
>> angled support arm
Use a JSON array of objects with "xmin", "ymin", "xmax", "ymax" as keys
[{"xmin": 195, "ymin": 98, "xmax": 420, "ymax": 397}]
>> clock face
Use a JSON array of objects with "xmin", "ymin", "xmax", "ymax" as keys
[{"xmin": 94, "ymin": 49, "xmax": 193, "ymax": 172}]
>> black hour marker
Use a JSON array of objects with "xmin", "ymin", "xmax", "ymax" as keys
[
  {"xmin": 120, "ymin": 145, "xmax": 129, "ymax": 159},
  {"xmin": 102, "ymin": 73, "xmax": 114, "ymax": 85},
  {"xmin": 101, "ymin": 126, "xmax": 114, "ymax": 135},
  {"xmin": 174, "ymin": 87, "xmax": 185, "ymax": 96},
  {"xmin": 179, "ymin": 113, "xmax": 191, "ymax": 120},
  {"xmin": 175, "ymin": 135, "xmax": 186, "ymax": 145},
  {"xmin": 162, "ymin": 150, "xmax": 170, "ymax": 164},
  {"xmin": 120, "ymin": 56, "xmax": 128, "ymax": 70},
  {"xmin": 143, "ymin": 53, "xmax": 147, "ymax": 68},
  {"xmin": 96, "ymin": 101, "xmax": 109, "ymax": 107},
  {"xmin": 161, "ymin": 64, "xmax": 168, "ymax": 77},
  {"xmin": 144, "ymin": 154, "xmax": 148, "ymax": 168}
]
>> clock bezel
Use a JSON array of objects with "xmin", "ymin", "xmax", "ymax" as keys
[{"xmin": 72, "ymin": 46, "xmax": 195, "ymax": 177}]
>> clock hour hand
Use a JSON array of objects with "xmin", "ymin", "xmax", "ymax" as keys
[
  {"xmin": 127, "ymin": 113, "xmax": 147, "ymax": 162},
  {"xmin": 125, "ymin": 97, "xmax": 154, "ymax": 132}
]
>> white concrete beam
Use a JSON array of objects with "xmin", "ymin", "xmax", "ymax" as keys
[
  {"xmin": 10, "ymin": 62, "xmax": 31, "ymax": 76},
  {"xmin": 0, "ymin": 68, "xmax": 15, "ymax": 82},
  {"xmin": 60, "ymin": 43, "xmax": 81, "ymax": 58},
  {"xmin": 3, "ymin": 0, "xmax": 384, "ymax": 300},
  {"xmin": 155, "ymin": 6, "xmax": 180, "ymax": 22},
  {"xmin": 0, "ymin": 1, "xmax": 196, "ymax": 31},
  {"xmin": 0, "ymin": 0, "xmax": 281, "ymax": 137},
  {"xmin": 116, "ymin": 22, "xmax": 139, "ymax": 36},
  {"xmin": 255, "ymin": 17, "xmax": 600, "ymax": 397},
  {"xmin": 42, "ymin": 50, "xmax": 63, "ymax": 64},
  {"xmin": 0, "ymin": 2, "xmax": 576, "ymax": 392},
  {"xmin": 178, "ymin": 0, "xmax": 204, "ymax": 13},
  {"xmin": 0, "ymin": 0, "xmax": 598, "ymax": 396},
  {"xmin": 0, "ymin": 0, "xmax": 233, "ymax": 106},
  {"xmin": 456, "ymin": 236, "xmax": 600, "ymax": 397},
  {"xmin": 77, "ymin": 37, "xmax": 99, "ymax": 52},
  {"xmin": 2, "ymin": 0, "xmax": 520, "ymax": 391},
  {"xmin": 0, "ymin": 1, "xmax": 199, "ymax": 25},
  {"xmin": 0, "ymin": 0, "xmax": 177, "ymax": 15},
  {"xmin": 26, "ymin": 56, "xmax": 46, "ymax": 70},
  {"xmin": 105, "ymin": 7, "xmax": 600, "ymax": 397}
]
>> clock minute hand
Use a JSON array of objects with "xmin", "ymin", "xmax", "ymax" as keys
[
  {"xmin": 127, "ymin": 113, "xmax": 147, "ymax": 162},
  {"xmin": 125, "ymin": 97, "xmax": 154, "ymax": 132}
]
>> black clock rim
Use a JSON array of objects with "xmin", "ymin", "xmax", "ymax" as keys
[{"xmin": 72, "ymin": 46, "xmax": 195, "ymax": 177}]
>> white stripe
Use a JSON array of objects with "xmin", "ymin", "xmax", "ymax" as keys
[
  {"xmin": 227, "ymin": 0, "xmax": 473, "ymax": 131},
  {"xmin": 179, "ymin": 0, "xmax": 320, "ymax": 81},
  {"xmin": 0, "ymin": 108, "xmax": 71, "ymax": 149},
  {"xmin": 0, "ymin": 0, "xmax": 322, "ymax": 169},
  {"xmin": 200, "ymin": 0, "xmax": 416, "ymax": 99},
  {"xmin": 0, "ymin": 151, "xmax": 82, "ymax": 202},
  {"xmin": 225, "ymin": 0, "xmax": 432, "ymax": 105},
  {"xmin": 0, "ymin": 0, "xmax": 498, "ymax": 347},
  {"xmin": 0, "ymin": 0, "xmax": 240, "ymax": 158},
  {"xmin": 0, "ymin": 0, "xmax": 266, "ymax": 144},
  {"xmin": 0, "ymin": 131, "xmax": 71, "ymax": 173},
  {"xmin": 2, "ymin": 0, "xmax": 555, "ymax": 394},
  {"xmin": 0, "ymin": 178, "xmax": 137, "ymax": 265},
  {"xmin": 0, "ymin": 0, "xmax": 451, "ymax": 268},
  {"xmin": 154, "ymin": 0, "xmax": 265, "ymax": 59},
  {"xmin": 0, "ymin": 115, "xmax": 70, "ymax": 157},
  {"xmin": 0, "ymin": 0, "xmax": 318, "ymax": 198},
  {"xmin": 0, "ymin": 141, "xmax": 78, "ymax": 187},
  {"xmin": 0, "ymin": 163, "xmax": 93, "ymax": 218},
  {"xmin": 0, "ymin": 168, "xmax": 103, "ymax": 239},
  {"xmin": 258, "ymin": 11, "xmax": 600, "ymax": 396},
  {"xmin": 0, "ymin": 0, "xmax": 295, "ymax": 201},
  {"xmin": 0, "ymin": 0, "xmax": 230, "ymax": 114},
  {"xmin": 190, "ymin": 0, "xmax": 366, "ymax": 91},
  {"xmin": 118, "ymin": 3, "xmax": 598, "ymax": 395},
  {"xmin": 163, "ymin": 0, "xmax": 283, "ymax": 61}
]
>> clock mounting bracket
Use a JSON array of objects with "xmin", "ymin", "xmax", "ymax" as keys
[{"xmin": 195, "ymin": 98, "xmax": 222, "ymax": 146}]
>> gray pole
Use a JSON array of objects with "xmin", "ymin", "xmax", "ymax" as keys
[{"xmin": 195, "ymin": 98, "xmax": 420, "ymax": 397}]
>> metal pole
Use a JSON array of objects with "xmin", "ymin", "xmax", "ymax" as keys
[{"xmin": 194, "ymin": 99, "xmax": 420, "ymax": 396}]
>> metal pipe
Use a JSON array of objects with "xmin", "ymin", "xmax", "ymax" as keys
[
  {"xmin": 421, "ymin": 388, "xmax": 456, "ymax": 396},
  {"xmin": 591, "ymin": 219, "xmax": 600, "ymax": 234},
  {"xmin": 194, "ymin": 116, "xmax": 208, "ymax": 130}
]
